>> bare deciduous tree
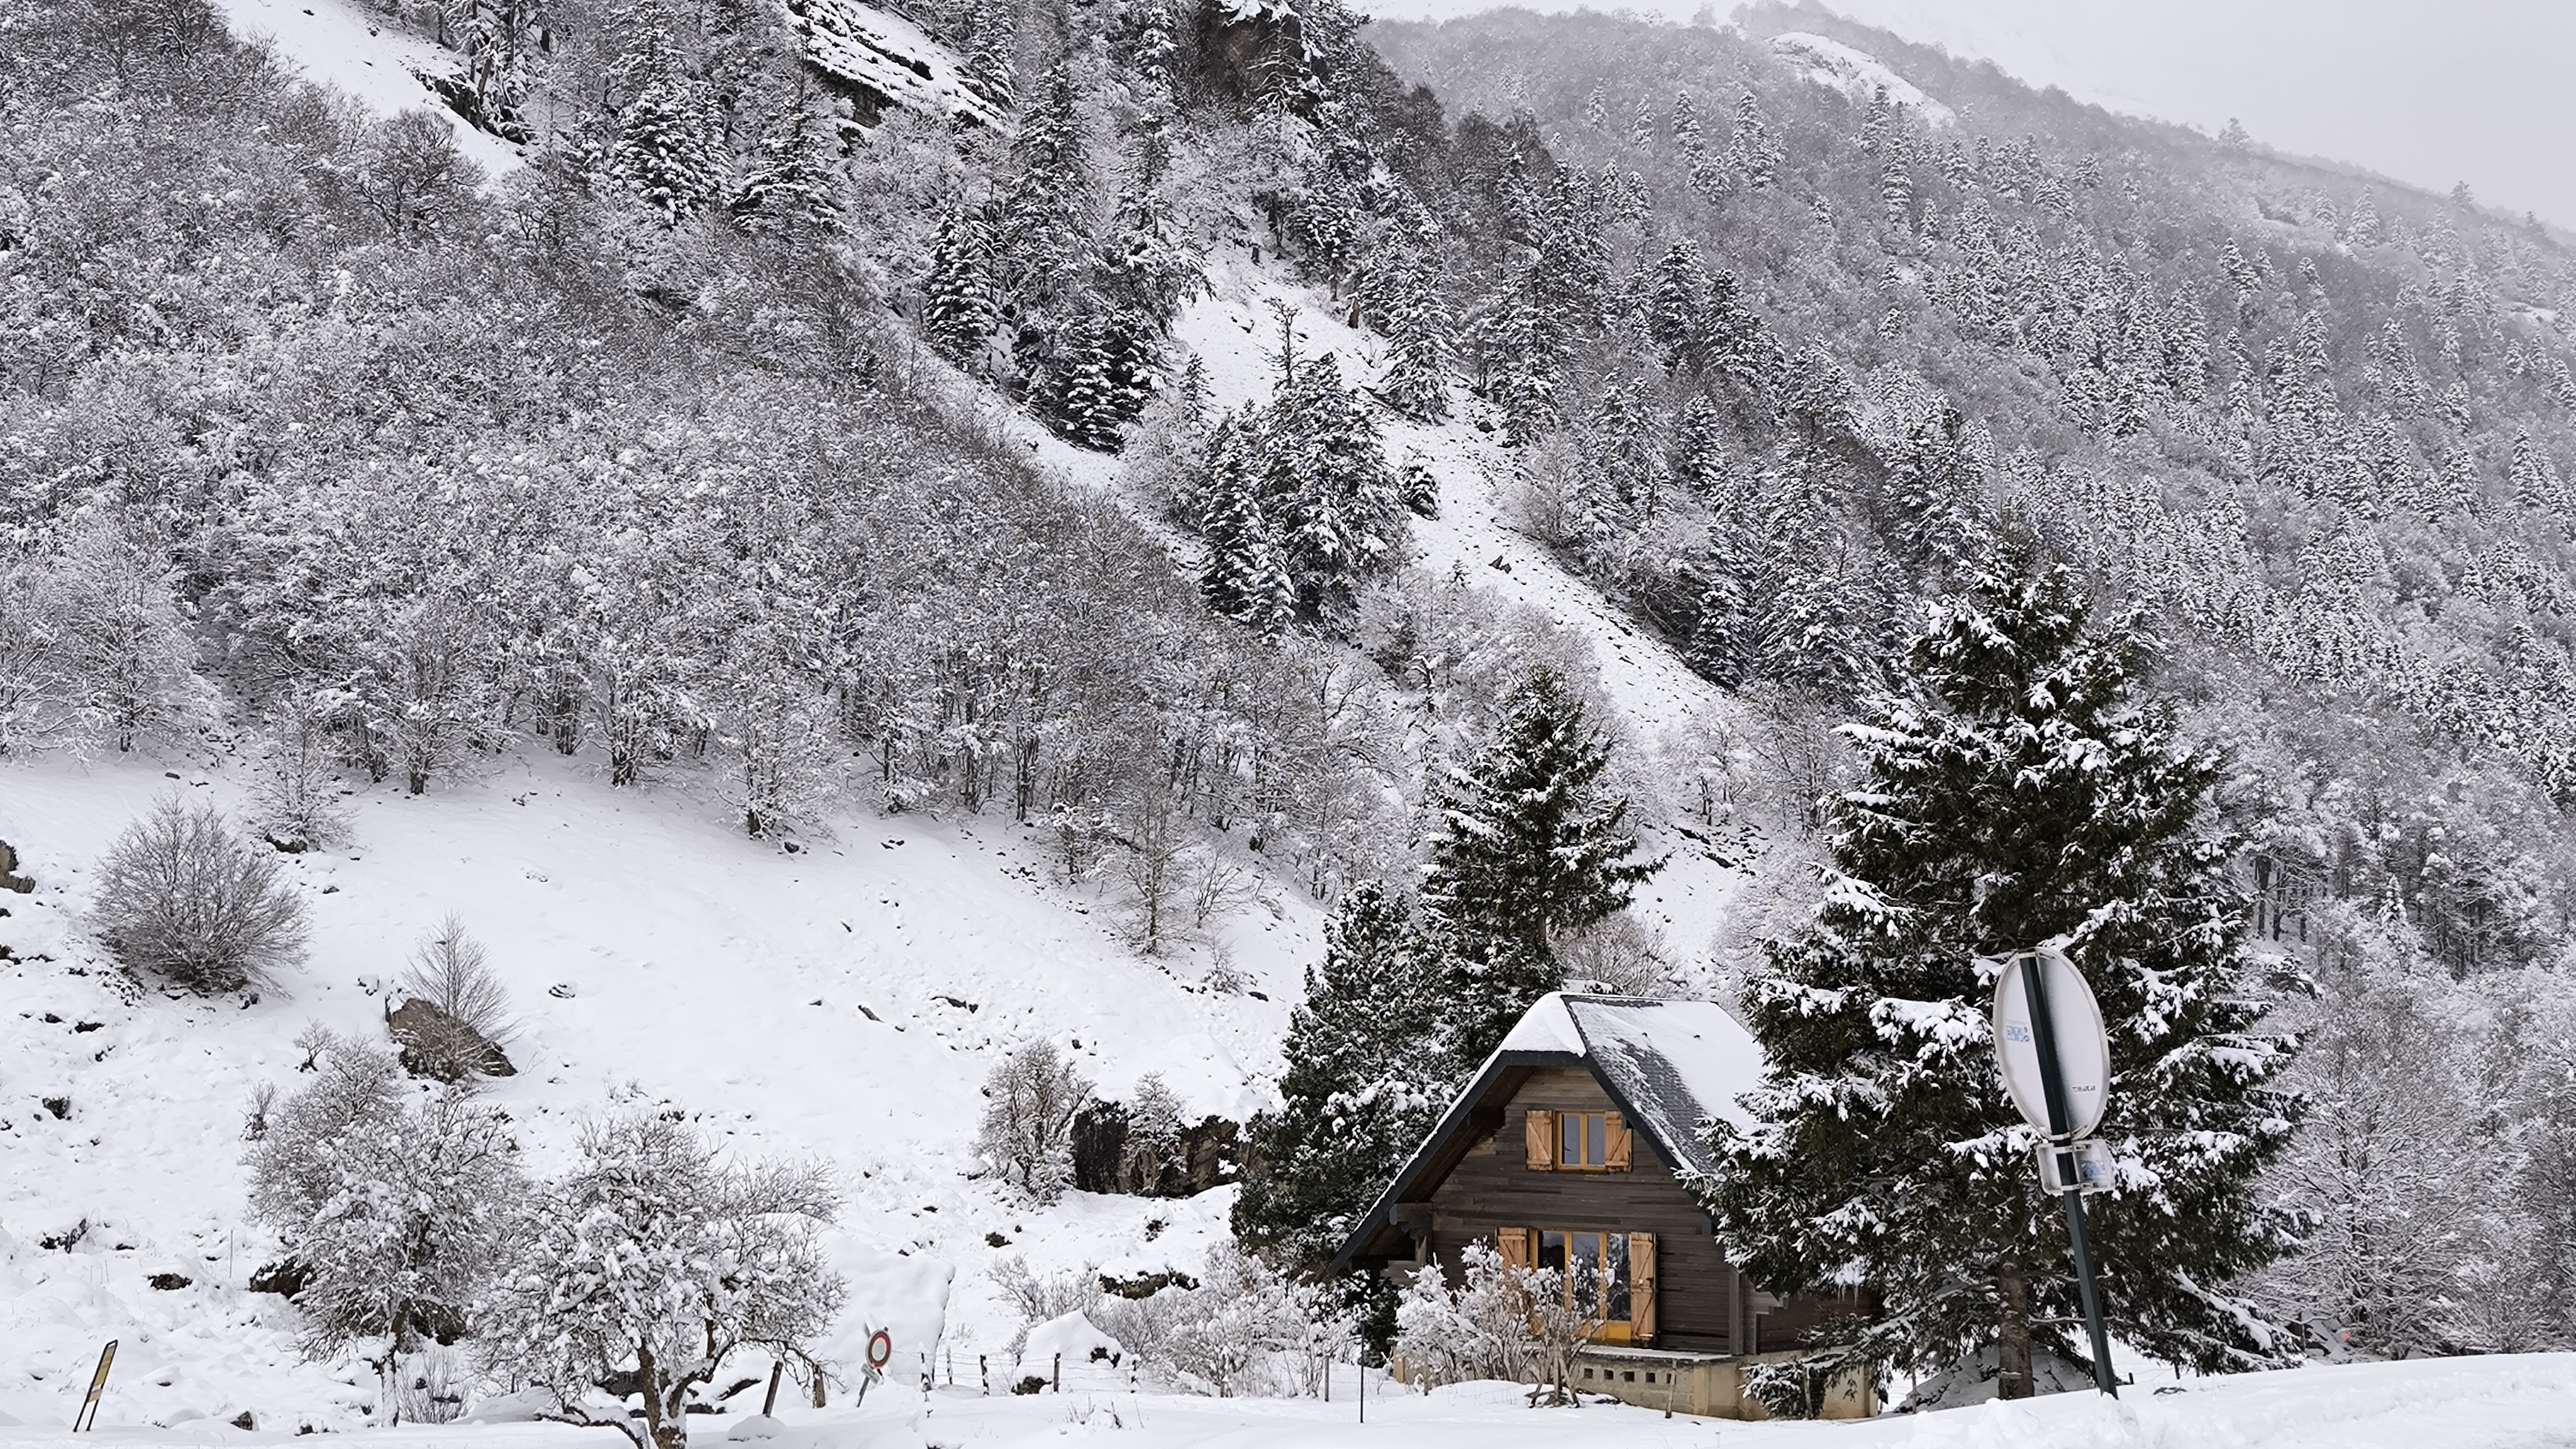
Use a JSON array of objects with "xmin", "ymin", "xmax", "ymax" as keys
[
  {"xmin": 393, "ymin": 914, "xmax": 518, "ymax": 1082},
  {"xmin": 89, "ymin": 796, "xmax": 308, "ymax": 992},
  {"xmin": 975, "ymin": 1040, "xmax": 1091, "ymax": 1203}
]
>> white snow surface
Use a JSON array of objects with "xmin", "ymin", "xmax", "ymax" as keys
[
  {"xmin": 208, "ymin": 0, "xmax": 526, "ymax": 178},
  {"xmin": 0, "ymin": 752, "xmax": 1300, "ymax": 1432},
  {"xmin": 792, "ymin": 0, "xmax": 1004, "ymax": 130},
  {"xmin": 4, "ymin": 1350, "xmax": 2573, "ymax": 1445},
  {"xmin": 1770, "ymin": 31, "xmax": 1957, "ymax": 126}
]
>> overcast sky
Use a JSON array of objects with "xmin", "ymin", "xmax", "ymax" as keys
[{"xmin": 1363, "ymin": 0, "xmax": 2576, "ymax": 228}]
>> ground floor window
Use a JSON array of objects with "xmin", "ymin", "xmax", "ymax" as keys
[
  {"xmin": 1536, "ymin": 1230, "xmax": 1631, "ymax": 1321},
  {"xmin": 1496, "ymin": 1226, "xmax": 1657, "ymax": 1341}
]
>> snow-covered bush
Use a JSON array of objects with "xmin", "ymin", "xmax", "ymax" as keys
[
  {"xmin": 89, "ymin": 796, "xmax": 308, "ymax": 992},
  {"xmin": 989, "ymin": 1256, "xmax": 1101, "ymax": 1355},
  {"xmin": 479, "ymin": 1113, "xmax": 843, "ymax": 1449},
  {"xmin": 1553, "ymin": 911, "xmax": 1674, "ymax": 997},
  {"xmin": 1391, "ymin": 1240, "xmax": 1545, "ymax": 1390},
  {"xmin": 1102, "ymin": 1245, "xmax": 1349, "ymax": 1398},
  {"xmin": 247, "ymin": 1033, "xmax": 525, "ymax": 1373},
  {"xmin": 976, "ymin": 1040, "xmax": 1091, "ymax": 1202},
  {"xmin": 391, "ymin": 915, "xmax": 517, "ymax": 1082}
]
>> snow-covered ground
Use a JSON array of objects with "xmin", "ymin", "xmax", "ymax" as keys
[
  {"xmin": 208, "ymin": 0, "xmax": 526, "ymax": 178},
  {"xmin": 0, "ymin": 752, "xmax": 1311, "ymax": 1433},
  {"xmin": 4, "ymin": 1353, "xmax": 2573, "ymax": 1447}
]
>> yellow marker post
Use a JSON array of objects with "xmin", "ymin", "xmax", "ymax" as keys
[{"xmin": 76, "ymin": 1340, "xmax": 118, "ymax": 1432}]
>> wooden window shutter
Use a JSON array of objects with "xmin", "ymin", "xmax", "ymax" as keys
[
  {"xmin": 1630, "ymin": 1232, "xmax": 1658, "ymax": 1342},
  {"xmin": 1604, "ymin": 1112, "xmax": 1632, "ymax": 1170},
  {"xmin": 1497, "ymin": 1228, "xmax": 1533, "ymax": 1270},
  {"xmin": 1524, "ymin": 1110, "xmax": 1557, "ymax": 1170}
]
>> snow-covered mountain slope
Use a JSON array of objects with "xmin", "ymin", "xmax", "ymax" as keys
[
  {"xmin": 792, "ymin": 0, "xmax": 1004, "ymax": 129},
  {"xmin": 208, "ymin": 0, "xmax": 526, "ymax": 177},
  {"xmin": 1768, "ymin": 31, "xmax": 1955, "ymax": 125},
  {"xmin": 0, "ymin": 753, "xmax": 1306, "ymax": 1432},
  {"xmin": 1011, "ymin": 256, "xmax": 1751, "ymax": 969}
]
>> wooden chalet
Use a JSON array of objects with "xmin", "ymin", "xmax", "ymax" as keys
[{"xmin": 1333, "ymin": 992, "xmax": 1874, "ymax": 1419}]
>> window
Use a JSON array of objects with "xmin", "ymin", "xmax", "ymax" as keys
[
  {"xmin": 1558, "ymin": 1111, "xmax": 1607, "ymax": 1168},
  {"xmin": 1536, "ymin": 1229, "xmax": 1632, "ymax": 1322}
]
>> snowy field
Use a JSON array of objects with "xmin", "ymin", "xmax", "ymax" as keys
[
  {"xmin": 5, "ymin": 1356, "xmax": 2575, "ymax": 1448},
  {"xmin": 0, "ymin": 750, "xmax": 1307, "ymax": 1433}
]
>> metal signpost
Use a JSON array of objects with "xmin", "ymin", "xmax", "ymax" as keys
[
  {"xmin": 1990, "ymin": 947, "xmax": 2120, "ymax": 1397},
  {"xmin": 853, "ymin": 1329, "xmax": 892, "ymax": 1407},
  {"xmin": 75, "ymin": 1340, "xmax": 117, "ymax": 1432}
]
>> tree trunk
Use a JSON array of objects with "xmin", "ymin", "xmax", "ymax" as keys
[{"xmin": 1997, "ymin": 1272, "xmax": 2033, "ymax": 1401}]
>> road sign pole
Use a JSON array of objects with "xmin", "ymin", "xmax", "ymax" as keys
[{"xmin": 2021, "ymin": 957, "xmax": 2119, "ymax": 1398}]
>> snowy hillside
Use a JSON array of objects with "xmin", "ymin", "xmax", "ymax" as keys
[
  {"xmin": 208, "ymin": 0, "xmax": 526, "ymax": 177},
  {"xmin": 1769, "ymin": 32, "xmax": 1955, "ymax": 125},
  {"xmin": 0, "ymin": 754, "xmax": 1310, "ymax": 1432},
  {"xmin": 792, "ymin": 0, "xmax": 1005, "ymax": 129}
]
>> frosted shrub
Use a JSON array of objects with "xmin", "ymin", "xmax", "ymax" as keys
[
  {"xmin": 976, "ymin": 1040, "xmax": 1091, "ymax": 1202},
  {"xmin": 247, "ymin": 1033, "xmax": 525, "ymax": 1373},
  {"xmin": 1391, "ymin": 1240, "xmax": 1544, "ymax": 1390},
  {"xmin": 90, "ymin": 796, "xmax": 308, "ymax": 992},
  {"xmin": 1116, "ymin": 1245, "xmax": 1344, "ymax": 1398},
  {"xmin": 389, "ymin": 1345, "xmax": 470, "ymax": 1424},
  {"xmin": 480, "ymin": 1114, "xmax": 843, "ymax": 1449},
  {"xmin": 990, "ymin": 1255, "xmax": 1101, "ymax": 1355},
  {"xmin": 249, "ymin": 699, "xmax": 353, "ymax": 852}
]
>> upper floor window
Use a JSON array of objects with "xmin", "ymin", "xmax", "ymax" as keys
[
  {"xmin": 1523, "ymin": 1108, "xmax": 1631, "ymax": 1172},
  {"xmin": 1560, "ymin": 1111, "xmax": 1607, "ymax": 1168}
]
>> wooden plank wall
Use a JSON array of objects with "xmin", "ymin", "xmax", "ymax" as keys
[{"xmin": 1423, "ymin": 1068, "xmax": 1751, "ymax": 1354}]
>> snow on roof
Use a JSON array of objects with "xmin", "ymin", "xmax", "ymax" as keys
[
  {"xmin": 1487, "ymin": 992, "xmax": 1765, "ymax": 1180},
  {"xmin": 1557, "ymin": 994, "xmax": 1765, "ymax": 1179},
  {"xmin": 1496, "ymin": 990, "xmax": 1587, "ymax": 1056},
  {"xmin": 1770, "ymin": 31, "xmax": 1957, "ymax": 128},
  {"xmin": 794, "ymin": 0, "xmax": 1004, "ymax": 130}
]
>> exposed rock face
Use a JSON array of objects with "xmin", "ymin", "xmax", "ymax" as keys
[
  {"xmin": 0, "ymin": 838, "xmax": 33, "ymax": 893},
  {"xmin": 1069, "ymin": 1102, "xmax": 1243, "ymax": 1197},
  {"xmin": 248, "ymin": 1258, "xmax": 309, "ymax": 1297},
  {"xmin": 387, "ymin": 997, "xmax": 516, "ymax": 1080}
]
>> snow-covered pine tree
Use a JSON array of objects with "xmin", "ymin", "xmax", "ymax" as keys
[
  {"xmin": 1264, "ymin": 350, "xmax": 1406, "ymax": 613},
  {"xmin": 1233, "ymin": 882, "xmax": 1450, "ymax": 1270},
  {"xmin": 1702, "ymin": 561, "xmax": 2302, "ymax": 1398},
  {"xmin": 920, "ymin": 203, "xmax": 997, "ymax": 366},
  {"xmin": 605, "ymin": 25, "xmax": 723, "ymax": 225},
  {"xmin": 1041, "ymin": 309, "xmax": 1127, "ymax": 451},
  {"xmin": 1669, "ymin": 392, "xmax": 1728, "ymax": 497},
  {"xmin": 1425, "ymin": 669, "xmax": 1661, "ymax": 1065},
  {"xmin": 1376, "ymin": 253, "xmax": 1450, "ymax": 421},
  {"xmin": 992, "ymin": 52, "xmax": 1092, "ymax": 304},
  {"xmin": 1199, "ymin": 418, "xmax": 1296, "ymax": 632},
  {"xmin": 1884, "ymin": 406, "xmax": 1990, "ymax": 586},
  {"xmin": 729, "ymin": 79, "xmax": 845, "ymax": 236},
  {"xmin": 1474, "ymin": 286, "xmax": 1560, "ymax": 446}
]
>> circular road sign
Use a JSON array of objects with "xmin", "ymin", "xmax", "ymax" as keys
[{"xmin": 1990, "ymin": 947, "xmax": 2111, "ymax": 1141}]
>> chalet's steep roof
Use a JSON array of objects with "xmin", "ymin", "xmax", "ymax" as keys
[{"xmin": 1333, "ymin": 992, "xmax": 1768, "ymax": 1270}]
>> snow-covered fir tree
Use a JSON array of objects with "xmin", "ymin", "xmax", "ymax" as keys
[
  {"xmin": 1232, "ymin": 882, "xmax": 1450, "ymax": 1270},
  {"xmin": 1424, "ymin": 669, "xmax": 1660, "ymax": 1063},
  {"xmin": 1704, "ymin": 562, "xmax": 2303, "ymax": 1397}
]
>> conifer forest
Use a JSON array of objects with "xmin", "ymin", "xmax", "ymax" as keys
[{"xmin": 4, "ymin": 0, "xmax": 2575, "ymax": 1438}]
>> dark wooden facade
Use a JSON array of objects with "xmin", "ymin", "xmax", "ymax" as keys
[{"xmin": 1418, "ymin": 1067, "xmax": 1758, "ymax": 1354}]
